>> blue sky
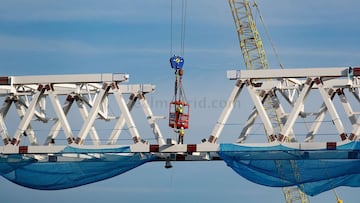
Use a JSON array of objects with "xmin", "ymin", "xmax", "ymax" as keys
[{"xmin": 0, "ymin": 0, "xmax": 360, "ymax": 202}]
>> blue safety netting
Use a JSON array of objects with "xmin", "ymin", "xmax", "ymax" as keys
[
  {"xmin": 218, "ymin": 141, "xmax": 360, "ymax": 196},
  {"xmin": 0, "ymin": 146, "xmax": 154, "ymax": 190}
]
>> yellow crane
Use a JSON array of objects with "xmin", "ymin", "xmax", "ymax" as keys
[{"xmin": 227, "ymin": 0, "xmax": 309, "ymax": 202}]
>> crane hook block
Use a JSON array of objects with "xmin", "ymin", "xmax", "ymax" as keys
[{"xmin": 170, "ymin": 55, "xmax": 184, "ymax": 70}]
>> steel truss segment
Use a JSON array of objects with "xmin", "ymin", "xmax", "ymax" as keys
[
  {"xmin": 0, "ymin": 72, "xmax": 163, "ymax": 146},
  {"xmin": 219, "ymin": 67, "xmax": 360, "ymax": 143},
  {"xmin": 227, "ymin": 67, "xmax": 359, "ymax": 140}
]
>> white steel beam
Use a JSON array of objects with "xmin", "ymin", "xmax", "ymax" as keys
[
  {"xmin": 75, "ymin": 83, "xmax": 110, "ymax": 145},
  {"xmin": 350, "ymin": 117, "xmax": 360, "ymax": 140},
  {"xmin": 76, "ymin": 98, "xmax": 100, "ymax": 145},
  {"xmin": 138, "ymin": 93, "xmax": 165, "ymax": 145},
  {"xmin": 8, "ymin": 73, "xmax": 129, "ymax": 85},
  {"xmin": 318, "ymin": 85, "xmax": 346, "ymax": 139},
  {"xmin": 208, "ymin": 81, "xmax": 244, "ymax": 143},
  {"xmin": 12, "ymin": 87, "xmax": 45, "ymax": 145},
  {"xmin": 1, "ymin": 142, "xmax": 359, "ymax": 161},
  {"xmin": 246, "ymin": 82, "xmax": 276, "ymax": 139},
  {"xmin": 337, "ymin": 89, "xmax": 358, "ymax": 126},
  {"xmin": 113, "ymin": 85, "xmax": 141, "ymax": 144},
  {"xmin": 14, "ymin": 100, "xmax": 38, "ymax": 145},
  {"xmin": 77, "ymin": 94, "xmax": 110, "ymax": 120},
  {"xmin": 304, "ymin": 103, "xmax": 328, "ymax": 142},
  {"xmin": 15, "ymin": 95, "xmax": 48, "ymax": 122},
  {"xmin": 337, "ymin": 89, "xmax": 360, "ymax": 141},
  {"xmin": 237, "ymin": 107, "xmax": 258, "ymax": 143},
  {"xmin": 1, "ymin": 84, "xmax": 155, "ymax": 97},
  {"xmin": 48, "ymin": 90, "xmax": 75, "ymax": 144},
  {"xmin": 237, "ymin": 89, "xmax": 291, "ymax": 143},
  {"xmin": 45, "ymin": 95, "xmax": 75, "ymax": 145},
  {"xmin": 279, "ymin": 78, "xmax": 314, "ymax": 142},
  {"xmin": 107, "ymin": 94, "xmax": 137, "ymax": 145},
  {"xmin": 269, "ymin": 92, "xmax": 297, "ymax": 141},
  {"xmin": 228, "ymin": 67, "xmax": 350, "ymax": 80},
  {"xmin": 0, "ymin": 97, "xmax": 11, "ymax": 145}
]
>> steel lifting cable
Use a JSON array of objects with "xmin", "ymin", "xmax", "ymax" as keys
[
  {"xmin": 180, "ymin": 0, "xmax": 187, "ymax": 57},
  {"xmin": 170, "ymin": 0, "xmax": 173, "ymax": 57},
  {"xmin": 170, "ymin": 0, "xmax": 187, "ymax": 57},
  {"xmin": 253, "ymin": 0, "xmax": 283, "ymax": 69}
]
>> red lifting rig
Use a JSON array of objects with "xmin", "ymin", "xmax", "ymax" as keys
[
  {"xmin": 169, "ymin": 100, "xmax": 189, "ymax": 129},
  {"xmin": 169, "ymin": 55, "xmax": 190, "ymax": 130}
]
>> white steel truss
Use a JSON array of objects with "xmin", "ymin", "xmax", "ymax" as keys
[
  {"xmin": 209, "ymin": 67, "xmax": 360, "ymax": 143},
  {"xmin": 0, "ymin": 73, "xmax": 165, "ymax": 147}
]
